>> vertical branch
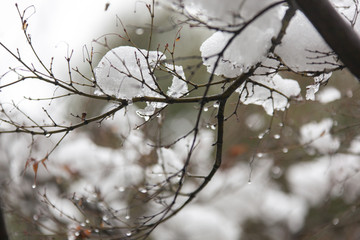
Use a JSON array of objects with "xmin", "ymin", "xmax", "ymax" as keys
[{"xmin": 0, "ymin": 197, "xmax": 8, "ymax": 240}]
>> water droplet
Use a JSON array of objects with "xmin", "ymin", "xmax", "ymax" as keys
[
  {"xmin": 32, "ymin": 184, "xmax": 36, "ymax": 189},
  {"xmin": 125, "ymin": 215, "xmax": 130, "ymax": 220},
  {"xmin": 332, "ymin": 218, "xmax": 339, "ymax": 225},
  {"xmin": 256, "ymin": 153, "xmax": 263, "ymax": 158},
  {"xmin": 271, "ymin": 166, "xmax": 283, "ymax": 179},
  {"xmin": 75, "ymin": 232, "xmax": 80, "ymax": 237},
  {"xmin": 258, "ymin": 133, "xmax": 264, "ymax": 139},
  {"xmin": 118, "ymin": 186, "xmax": 125, "ymax": 192},
  {"xmin": 45, "ymin": 133, "xmax": 51, "ymax": 138},
  {"xmin": 33, "ymin": 214, "xmax": 39, "ymax": 221},
  {"xmin": 213, "ymin": 102, "xmax": 219, "ymax": 108},
  {"xmin": 80, "ymin": 222, "xmax": 86, "ymax": 227},
  {"xmin": 278, "ymin": 122, "xmax": 284, "ymax": 127},
  {"xmin": 273, "ymin": 134, "xmax": 280, "ymax": 139},
  {"xmin": 203, "ymin": 107, "xmax": 209, "ymax": 112},
  {"xmin": 85, "ymin": 219, "xmax": 90, "ymax": 224},
  {"xmin": 248, "ymin": 180, "xmax": 252, "ymax": 185},
  {"xmin": 126, "ymin": 231, "xmax": 132, "ymax": 237},
  {"xmin": 139, "ymin": 188, "xmax": 147, "ymax": 194},
  {"xmin": 144, "ymin": 116, "xmax": 150, "ymax": 121},
  {"xmin": 210, "ymin": 125, "xmax": 216, "ymax": 130},
  {"xmin": 94, "ymin": 229, "xmax": 100, "ymax": 233},
  {"xmin": 282, "ymin": 147, "xmax": 288, "ymax": 153},
  {"xmin": 135, "ymin": 28, "xmax": 144, "ymax": 35}
]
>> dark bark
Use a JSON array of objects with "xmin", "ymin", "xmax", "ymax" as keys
[
  {"xmin": 291, "ymin": 0, "xmax": 360, "ymax": 80},
  {"xmin": 0, "ymin": 199, "xmax": 8, "ymax": 240}
]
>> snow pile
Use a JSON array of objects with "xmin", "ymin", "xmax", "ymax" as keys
[
  {"xmin": 199, "ymin": 2, "xmax": 285, "ymax": 77},
  {"xmin": 94, "ymin": 46, "xmax": 163, "ymax": 99},
  {"xmin": 153, "ymin": 158, "xmax": 308, "ymax": 239},
  {"xmin": 316, "ymin": 86, "xmax": 341, "ymax": 104},
  {"xmin": 287, "ymin": 154, "xmax": 360, "ymax": 204},
  {"xmin": 300, "ymin": 118, "xmax": 340, "ymax": 154},
  {"xmin": 95, "ymin": 46, "xmax": 188, "ymax": 120},
  {"xmin": 276, "ymin": 0, "xmax": 359, "ymax": 73},
  {"xmin": 236, "ymin": 74, "xmax": 301, "ymax": 115}
]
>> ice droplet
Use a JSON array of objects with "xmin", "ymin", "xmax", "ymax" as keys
[
  {"xmin": 126, "ymin": 231, "xmax": 132, "ymax": 237},
  {"xmin": 203, "ymin": 107, "xmax": 209, "ymax": 112},
  {"xmin": 102, "ymin": 215, "xmax": 109, "ymax": 221},
  {"xmin": 274, "ymin": 134, "xmax": 280, "ymax": 139},
  {"xmin": 256, "ymin": 153, "xmax": 263, "ymax": 158},
  {"xmin": 32, "ymin": 184, "xmax": 36, "ymax": 189},
  {"xmin": 248, "ymin": 180, "xmax": 252, "ymax": 185},
  {"xmin": 118, "ymin": 186, "xmax": 125, "ymax": 192},
  {"xmin": 135, "ymin": 28, "xmax": 144, "ymax": 35},
  {"xmin": 33, "ymin": 214, "xmax": 39, "ymax": 221},
  {"xmin": 45, "ymin": 133, "xmax": 51, "ymax": 138},
  {"xmin": 213, "ymin": 102, "xmax": 219, "ymax": 108},
  {"xmin": 210, "ymin": 125, "xmax": 216, "ymax": 130},
  {"xmin": 125, "ymin": 215, "xmax": 130, "ymax": 220},
  {"xmin": 282, "ymin": 147, "xmax": 288, "ymax": 153}
]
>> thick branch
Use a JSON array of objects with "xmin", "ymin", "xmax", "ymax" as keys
[
  {"xmin": 0, "ymin": 199, "xmax": 8, "ymax": 240},
  {"xmin": 291, "ymin": 0, "xmax": 360, "ymax": 80}
]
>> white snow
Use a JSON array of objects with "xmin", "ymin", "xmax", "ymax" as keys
[
  {"xmin": 316, "ymin": 86, "xmax": 341, "ymax": 104},
  {"xmin": 199, "ymin": 2, "xmax": 285, "ymax": 78},
  {"xmin": 349, "ymin": 136, "xmax": 360, "ymax": 154},
  {"xmin": 300, "ymin": 118, "xmax": 340, "ymax": 154},
  {"xmin": 236, "ymin": 74, "xmax": 301, "ymax": 115},
  {"xmin": 94, "ymin": 46, "xmax": 164, "ymax": 99},
  {"xmin": 166, "ymin": 64, "xmax": 188, "ymax": 98},
  {"xmin": 306, "ymin": 73, "xmax": 333, "ymax": 101},
  {"xmin": 276, "ymin": 0, "xmax": 359, "ymax": 73},
  {"xmin": 287, "ymin": 154, "xmax": 360, "ymax": 205}
]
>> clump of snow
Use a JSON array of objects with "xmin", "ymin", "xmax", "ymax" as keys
[
  {"xmin": 300, "ymin": 118, "xmax": 340, "ymax": 154},
  {"xmin": 166, "ymin": 64, "xmax": 188, "ymax": 98},
  {"xmin": 94, "ymin": 46, "xmax": 163, "ymax": 99},
  {"xmin": 152, "ymin": 205, "xmax": 241, "ymax": 240},
  {"xmin": 199, "ymin": 3, "xmax": 285, "ymax": 78},
  {"xmin": 95, "ymin": 46, "xmax": 188, "ymax": 120},
  {"xmin": 349, "ymin": 136, "xmax": 360, "ymax": 154},
  {"xmin": 236, "ymin": 74, "xmax": 301, "ymax": 115},
  {"xmin": 287, "ymin": 154, "xmax": 360, "ymax": 205},
  {"xmin": 305, "ymin": 73, "xmax": 333, "ymax": 101},
  {"xmin": 316, "ymin": 86, "xmax": 341, "ymax": 103},
  {"xmin": 275, "ymin": 10, "xmax": 338, "ymax": 73},
  {"xmin": 174, "ymin": 0, "xmax": 284, "ymax": 28},
  {"xmin": 276, "ymin": 0, "xmax": 359, "ymax": 73}
]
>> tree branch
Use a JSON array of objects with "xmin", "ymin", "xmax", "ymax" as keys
[
  {"xmin": 0, "ymin": 198, "xmax": 8, "ymax": 240},
  {"xmin": 291, "ymin": 0, "xmax": 360, "ymax": 80}
]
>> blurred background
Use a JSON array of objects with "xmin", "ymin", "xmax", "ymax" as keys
[{"xmin": 1, "ymin": 1, "xmax": 360, "ymax": 240}]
